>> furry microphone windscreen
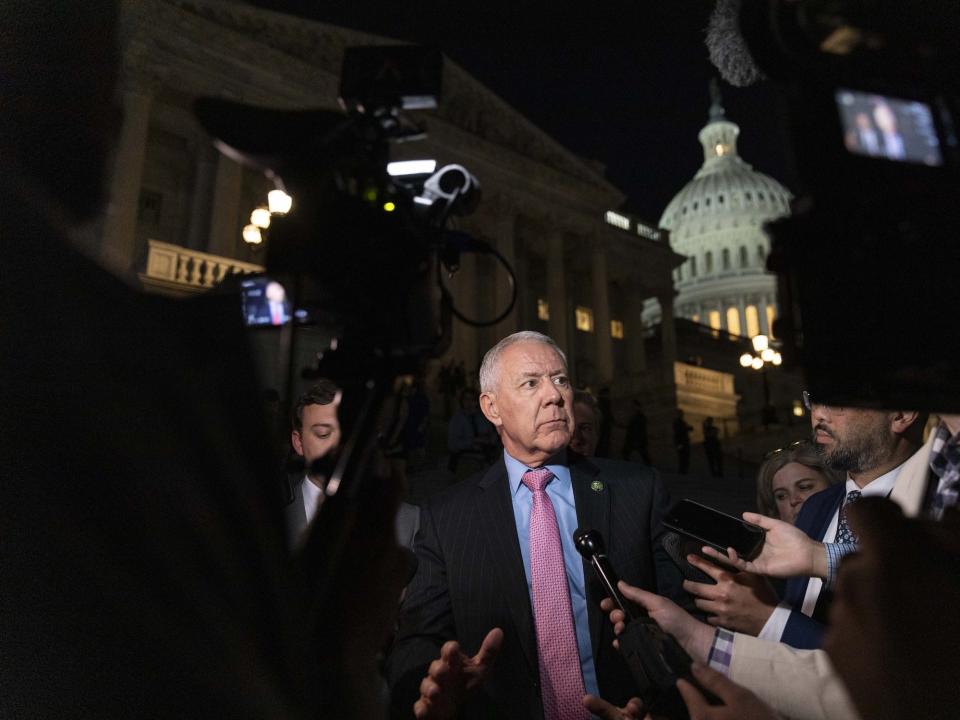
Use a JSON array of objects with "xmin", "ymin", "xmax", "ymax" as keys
[{"xmin": 706, "ymin": 0, "xmax": 766, "ymax": 87}]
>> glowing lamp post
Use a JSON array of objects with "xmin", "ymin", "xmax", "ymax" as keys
[{"xmin": 740, "ymin": 334, "xmax": 781, "ymax": 428}]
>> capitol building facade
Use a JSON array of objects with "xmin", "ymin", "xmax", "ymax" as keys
[{"xmin": 647, "ymin": 96, "xmax": 792, "ymax": 339}]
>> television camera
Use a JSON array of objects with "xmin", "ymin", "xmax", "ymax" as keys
[
  {"xmin": 738, "ymin": 0, "xmax": 960, "ymax": 411},
  {"xmin": 195, "ymin": 45, "xmax": 515, "ymax": 497}
]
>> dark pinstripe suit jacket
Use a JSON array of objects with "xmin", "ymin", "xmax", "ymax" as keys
[{"xmin": 385, "ymin": 453, "xmax": 685, "ymax": 719}]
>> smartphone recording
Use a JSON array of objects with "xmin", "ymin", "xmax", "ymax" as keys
[{"xmin": 663, "ymin": 499, "xmax": 765, "ymax": 561}]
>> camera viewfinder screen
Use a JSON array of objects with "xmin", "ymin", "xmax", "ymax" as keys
[
  {"xmin": 241, "ymin": 277, "xmax": 291, "ymax": 327},
  {"xmin": 836, "ymin": 89, "xmax": 943, "ymax": 166}
]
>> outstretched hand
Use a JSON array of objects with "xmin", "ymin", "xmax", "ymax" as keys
[
  {"xmin": 700, "ymin": 512, "xmax": 827, "ymax": 580},
  {"xmin": 601, "ymin": 581, "xmax": 715, "ymax": 663},
  {"xmin": 413, "ymin": 627, "xmax": 504, "ymax": 719},
  {"xmin": 582, "ymin": 693, "xmax": 646, "ymax": 720},
  {"xmin": 683, "ymin": 554, "xmax": 778, "ymax": 636},
  {"xmin": 677, "ymin": 663, "xmax": 779, "ymax": 720}
]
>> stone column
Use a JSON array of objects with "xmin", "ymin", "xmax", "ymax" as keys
[
  {"xmin": 626, "ymin": 287, "xmax": 648, "ymax": 373},
  {"xmin": 185, "ymin": 142, "xmax": 217, "ymax": 250},
  {"xmin": 738, "ymin": 297, "xmax": 747, "ymax": 338},
  {"xmin": 101, "ymin": 78, "xmax": 153, "ymax": 275},
  {"xmin": 591, "ymin": 243, "xmax": 614, "ymax": 384},
  {"xmin": 759, "ymin": 296, "xmax": 770, "ymax": 336},
  {"xmin": 547, "ymin": 230, "xmax": 568, "ymax": 352},
  {"xmin": 659, "ymin": 292, "xmax": 678, "ymax": 381},
  {"xmin": 207, "ymin": 152, "xmax": 243, "ymax": 258}
]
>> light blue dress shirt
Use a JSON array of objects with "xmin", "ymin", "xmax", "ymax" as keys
[{"xmin": 504, "ymin": 450, "xmax": 599, "ymax": 699}]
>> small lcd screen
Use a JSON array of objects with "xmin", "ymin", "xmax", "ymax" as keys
[
  {"xmin": 241, "ymin": 277, "xmax": 292, "ymax": 327},
  {"xmin": 836, "ymin": 89, "xmax": 943, "ymax": 166}
]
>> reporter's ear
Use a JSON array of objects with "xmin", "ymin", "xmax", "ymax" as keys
[{"xmin": 890, "ymin": 410, "xmax": 921, "ymax": 438}]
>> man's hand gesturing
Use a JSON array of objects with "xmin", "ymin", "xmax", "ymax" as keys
[{"xmin": 413, "ymin": 628, "xmax": 504, "ymax": 719}]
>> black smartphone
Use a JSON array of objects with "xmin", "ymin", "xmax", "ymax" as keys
[{"xmin": 663, "ymin": 500, "xmax": 765, "ymax": 561}]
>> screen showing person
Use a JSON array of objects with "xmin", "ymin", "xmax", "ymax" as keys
[
  {"xmin": 241, "ymin": 277, "xmax": 292, "ymax": 327},
  {"xmin": 836, "ymin": 88, "xmax": 944, "ymax": 166}
]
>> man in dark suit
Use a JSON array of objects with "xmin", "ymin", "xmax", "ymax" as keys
[
  {"xmin": 771, "ymin": 396, "xmax": 921, "ymax": 648},
  {"xmin": 285, "ymin": 380, "xmax": 421, "ymax": 551},
  {"xmin": 385, "ymin": 331, "xmax": 684, "ymax": 719},
  {"xmin": 681, "ymin": 393, "xmax": 921, "ymax": 650}
]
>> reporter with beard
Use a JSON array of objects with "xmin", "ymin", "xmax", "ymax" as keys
[{"xmin": 683, "ymin": 393, "xmax": 921, "ymax": 649}]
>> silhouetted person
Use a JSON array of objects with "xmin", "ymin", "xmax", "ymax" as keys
[
  {"xmin": 703, "ymin": 416, "xmax": 723, "ymax": 477},
  {"xmin": 0, "ymin": 6, "xmax": 406, "ymax": 718},
  {"xmin": 622, "ymin": 400, "xmax": 651, "ymax": 465},
  {"xmin": 673, "ymin": 410, "xmax": 693, "ymax": 474}
]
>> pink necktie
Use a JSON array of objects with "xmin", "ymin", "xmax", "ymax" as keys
[{"xmin": 522, "ymin": 468, "xmax": 588, "ymax": 720}]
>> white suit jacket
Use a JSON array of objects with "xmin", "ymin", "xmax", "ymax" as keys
[{"xmin": 727, "ymin": 431, "xmax": 936, "ymax": 720}]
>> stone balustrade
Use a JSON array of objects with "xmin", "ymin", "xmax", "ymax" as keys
[{"xmin": 140, "ymin": 239, "xmax": 264, "ymax": 295}]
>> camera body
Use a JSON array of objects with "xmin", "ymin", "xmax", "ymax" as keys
[{"xmin": 740, "ymin": 0, "xmax": 960, "ymax": 410}]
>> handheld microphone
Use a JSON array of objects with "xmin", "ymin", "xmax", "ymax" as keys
[
  {"xmin": 573, "ymin": 528, "xmax": 636, "ymax": 621},
  {"xmin": 573, "ymin": 528, "xmax": 720, "ymax": 718}
]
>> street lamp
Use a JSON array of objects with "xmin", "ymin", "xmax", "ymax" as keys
[
  {"xmin": 740, "ymin": 334, "xmax": 781, "ymax": 428},
  {"xmin": 243, "ymin": 188, "xmax": 295, "ymax": 247}
]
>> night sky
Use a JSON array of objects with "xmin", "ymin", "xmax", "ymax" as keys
[{"xmin": 255, "ymin": 0, "xmax": 793, "ymax": 222}]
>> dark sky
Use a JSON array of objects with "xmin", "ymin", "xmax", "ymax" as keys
[{"xmin": 256, "ymin": 0, "xmax": 792, "ymax": 221}]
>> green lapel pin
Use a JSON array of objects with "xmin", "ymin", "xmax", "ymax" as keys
[{"xmin": 590, "ymin": 480, "xmax": 604, "ymax": 493}]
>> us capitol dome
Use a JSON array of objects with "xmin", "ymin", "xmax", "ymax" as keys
[{"xmin": 646, "ymin": 89, "xmax": 792, "ymax": 339}]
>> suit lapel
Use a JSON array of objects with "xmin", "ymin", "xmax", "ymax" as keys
[
  {"xmin": 569, "ymin": 455, "xmax": 609, "ymax": 660},
  {"xmin": 891, "ymin": 433, "xmax": 936, "ymax": 517},
  {"xmin": 785, "ymin": 484, "xmax": 844, "ymax": 606},
  {"xmin": 476, "ymin": 460, "xmax": 538, "ymax": 676}
]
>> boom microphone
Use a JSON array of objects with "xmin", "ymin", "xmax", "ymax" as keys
[{"xmin": 705, "ymin": 0, "xmax": 765, "ymax": 87}]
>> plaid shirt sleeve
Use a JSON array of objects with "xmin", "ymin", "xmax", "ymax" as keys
[
  {"xmin": 825, "ymin": 541, "xmax": 859, "ymax": 589},
  {"xmin": 707, "ymin": 628, "xmax": 736, "ymax": 675}
]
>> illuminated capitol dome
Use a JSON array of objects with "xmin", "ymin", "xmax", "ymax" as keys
[{"xmin": 648, "ymin": 88, "xmax": 792, "ymax": 338}]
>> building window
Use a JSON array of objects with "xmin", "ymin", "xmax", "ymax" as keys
[
  {"xmin": 726, "ymin": 307, "xmax": 742, "ymax": 336},
  {"xmin": 537, "ymin": 298, "xmax": 550, "ymax": 321},
  {"xmin": 708, "ymin": 310, "xmax": 721, "ymax": 334},
  {"xmin": 722, "ymin": 248, "xmax": 730, "ymax": 270},
  {"xmin": 705, "ymin": 251, "xmax": 713, "ymax": 273},
  {"xmin": 691, "ymin": 313, "xmax": 701, "ymax": 324},
  {"xmin": 690, "ymin": 256, "xmax": 698, "ymax": 277},
  {"xmin": 676, "ymin": 265, "xmax": 683, "ymax": 282},
  {"xmin": 575, "ymin": 306, "xmax": 594, "ymax": 332},
  {"xmin": 604, "ymin": 210, "xmax": 630, "ymax": 230},
  {"xmin": 766, "ymin": 305, "xmax": 776, "ymax": 338},
  {"xmin": 757, "ymin": 244, "xmax": 766, "ymax": 265},
  {"xmin": 745, "ymin": 305, "xmax": 760, "ymax": 338},
  {"xmin": 739, "ymin": 246, "xmax": 749, "ymax": 268},
  {"xmin": 610, "ymin": 320, "xmax": 624, "ymax": 340}
]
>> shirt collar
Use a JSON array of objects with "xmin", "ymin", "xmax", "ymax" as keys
[
  {"xmin": 845, "ymin": 460, "xmax": 906, "ymax": 498},
  {"xmin": 301, "ymin": 475, "xmax": 324, "ymax": 522},
  {"xmin": 505, "ymin": 448, "xmax": 571, "ymax": 496}
]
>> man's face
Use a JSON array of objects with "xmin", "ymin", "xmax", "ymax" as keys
[
  {"xmin": 480, "ymin": 341, "xmax": 573, "ymax": 466},
  {"xmin": 292, "ymin": 402, "xmax": 341, "ymax": 481},
  {"xmin": 265, "ymin": 282, "xmax": 286, "ymax": 303},
  {"xmin": 810, "ymin": 404, "xmax": 895, "ymax": 474},
  {"xmin": 570, "ymin": 402, "xmax": 598, "ymax": 457}
]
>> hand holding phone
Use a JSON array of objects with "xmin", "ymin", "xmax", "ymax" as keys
[{"xmin": 663, "ymin": 500, "xmax": 765, "ymax": 561}]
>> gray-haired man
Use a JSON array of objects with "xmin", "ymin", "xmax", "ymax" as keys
[{"xmin": 385, "ymin": 331, "xmax": 686, "ymax": 719}]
